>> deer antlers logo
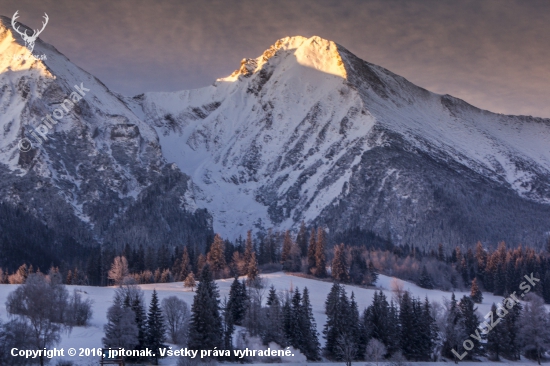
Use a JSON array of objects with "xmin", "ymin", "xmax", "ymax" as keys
[{"xmin": 11, "ymin": 11, "xmax": 49, "ymax": 53}]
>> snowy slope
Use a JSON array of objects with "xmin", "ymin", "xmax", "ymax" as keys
[
  {"xmin": 0, "ymin": 272, "xmax": 542, "ymax": 365},
  {"xmin": 139, "ymin": 36, "xmax": 550, "ymax": 248},
  {"xmin": 0, "ymin": 16, "xmax": 213, "ymax": 250},
  {"xmin": 139, "ymin": 36, "xmax": 376, "ymax": 237}
]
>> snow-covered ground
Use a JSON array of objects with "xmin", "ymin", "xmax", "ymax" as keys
[{"xmin": 0, "ymin": 272, "xmax": 544, "ymax": 365}]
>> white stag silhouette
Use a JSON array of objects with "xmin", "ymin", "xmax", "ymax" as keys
[{"xmin": 11, "ymin": 11, "xmax": 49, "ymax": 53}]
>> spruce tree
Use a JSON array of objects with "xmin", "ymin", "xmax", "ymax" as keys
[
  {"xmin": 493, "ymin": 262, "xmax": 506, "ymax": 296},
  {"xmin": 221, "ymin": 297, "xmax": 234, "ymax": 353},
  {"xmin": 349, "ymin": 292, "xmax": 364, "ymax": 359},
  {"xmin": 188, "ymin": 264, "xmax": 223, "ymax": 351},
  {"xmin": 227, "ymin": 277, "xmax": 247, "ymax": 325},
  {"xmin": 418, "ymin": 265, "xmax": 434, "ymax": 289},
  {"xmin": 264, "ymin": 285, "xmax": 285, "ymax": 346},
  {"xmin": 366, "ymin": 260, "xmax": 378, "ymax": 285},
  {"xmin": 416, "ymin": 296, "xmax": 436, "ymax": 361},
  {"xmin": 131, "ymin": 294, "xmax": 148, "ymax": 357},
  {"xmin": 458, "ymin": 295, "xmax": 480, "ymax": 357},
  {"xmin": 301, "ymin": 287, "xmax": 321, "ymax": 360},
  {"xmin": 289, "ymin": 287, "xmax": 305, "ymax": 350},
  {"xmin": 331, "ymin": 243, "xmax": 349, "ymax": 283},
  {"xmin": 266, "ymin": 284, "xmax": 278, "ymax": 306},
  {"xmin": 503, "ymin": 299, "xmax": 522, "ymax": 360},
  {"xmin": 323, "ymin": 283, "xmax": 342, "ymax": 358},
  {"xmin": 398, "ymin": 292, "xmax": 416, "ymax": 360},
  {"xmin": 349, "ymin": 247, "xmax": 367, "ymax": 285},
  {"xmin": 103, "ymin": 296, "xmax": 138, "ymax": 350},
  {"xmin": 146, "ymin": 290, "xmax": 167, "ymax": 365},
  {"xmin": 365, "ymin": 291, "xmax": 389, "ymax": 344},
  {"xmin": 470, "ymin": 277, "xmax": 483, "ymax": 303},
  {"xmin": 486, "ymin": 303, "xmax": 508, "ymax": 361},
  {"xmin": 442, "ymin": 292, "xmax": 467, "ymax": 361}
]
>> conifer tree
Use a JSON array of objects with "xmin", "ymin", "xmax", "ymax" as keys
[
  {"xmin": 398, "ymin": 292, "xmax": 416, "ymax": 360},
  {"xmin": 323, "ymin": 283, "xmax": 342, "ymax": 358},
  {"xmin": 349, "ymin": 292, "xmax": 364, "ymax": 359},
  {"xmin": 493, "ymin": 262, "xmax": 506, "ymax": 296},
  {"xmin": 103, "ymin": 295, "xmax": 138, "ymax": 350},
  {"xmin": 244, "ymin": 230, "xmax": 253, "ymax": 269},
  {"xmin": 470, "ymin": 277, "xmax": 483, "ymax": 303},
  {"xmin": 314, "ymin": 228, "xmax": 327, "ymax": 278},
  {"xmin": 416, "ymin": 296, "xmax": 436, "ymax": 361},
  {"xmin": 458, "ymin": 295, "xmax": 480, "ymax": 357},
  {"xmin": 301, "ymin": 287, "xmax": 321, "ymax": 360},
  {"xmin": 503, "ymin": 298, "xmax": 522, "ymax": 360},
  {"xmin": 221, "ymin": 297, "xmax": 234, "ymax": 353},
  {"xmin": 281, "ymin": 231, "xmax": 293, "ymax": 271},
  {"xmin": 331, "ymin": 244, "xmax": 349, "ymax": 283},
  {"xmin": 474, "ymin": 241, "xmax": 487, "ymax": 283},
  {"xmin": 307, "ymin": 228, "xmax": 317, "ymax": 274},
  {"xmin": 180, "ymin": 246, "xmax": 191, "ymax": 281},
  {"xmin": 442, "ymin": 292, "xmax": 466, "ymax": 362},
  {"xmin": 146, "ymin": 290, "xmax": 167, "ymax": 365},
  {"xmin": 364, "ymin": 290, "xmax": 392, "ymax": 353},
  {"xmin": 227, "ymin": 277, "xmax": 247, "ymax": 325},
  {"xmin": 247, "ymin": 252, "xmax": 259, "ymax": 283},
  {"xmin": 349, "ymin": 247, "xmax": 367, "ymax": 285},
  {"xmin": 184, "ymin": 272, "xmax": 196, "ymax": 291},
  {"xmin": 418, "ymin": 265, "xmax": 434, "ymax": 289},
  {"xmin": 266, "ymin": 284, "xmax": 278, "ymax": 306},
  {"xmin": 486, "ymin": 303, "xmax": 507, "ymax": 361},
  {"xmin": 264, "ymin": 285, "xmax": 285, "ymax": 347},
  {"xmin": 130, "ymin": 293, "xmax": 148, "ymax": 357},
  {"xmin": 188, "ymin": 264, "xmax": 223, "ymax": 351},
  {"xmin": 296, "ymin": 221, "xmax": 308, "ymax": 257},
  {"xmin": 386, "ymin": 300, "xmax": 400, "ymax": 356},
  {"xmin": 367, "ymin": 260, "xmax": 379, "ymax": 285},
  {"xmin": 207, "ymin": 234, "xmax": 226, "ymax": 277},
  {"xmin": 289, "ymin": 287, "xmax": 305, "ymax": 350}
]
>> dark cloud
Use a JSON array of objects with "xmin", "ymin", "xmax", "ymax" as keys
[{"xmin": 1, "ymin": 0, "xmax": 549, "ymax": 117}]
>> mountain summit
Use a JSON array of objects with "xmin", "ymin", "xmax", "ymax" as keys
[{"xmin": 139, "ymin": 35, "xmax": 550, "ymax": 249}]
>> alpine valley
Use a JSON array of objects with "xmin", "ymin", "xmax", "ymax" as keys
[{"xmin": 2, "ymin": 17, "xmax": 550, "ymax": 268}]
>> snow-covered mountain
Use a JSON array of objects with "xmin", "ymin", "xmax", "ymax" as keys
[
  {"xmin": 0, "ymin": 16, "xmax": 212, "ymax": 260},
  {"xmin": 139, "ymin": 36, "xmax": 550, "ymax": 249},
  {"xmin": 2, "ymin": 14, "xmax": 550, "ymax": 255}
]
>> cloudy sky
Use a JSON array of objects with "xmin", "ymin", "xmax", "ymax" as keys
[{"xmin": 2, "ymin": 0, "xmax": 549, "ymax": 117}]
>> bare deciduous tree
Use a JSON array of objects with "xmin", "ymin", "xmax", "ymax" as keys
[
  {"xmin": 366, "ymin": 338, "xmax": 387, "ymax": 366},
  {"xmin": 336, "ymin": 333, "xmax": 357, "ymax": 366},
  {"xmin": 161, "ymin": 296, "xmax": 190, "ymax": 345},
  {"xmin": 5, "ymin": 273, "xmax": 68, "ymax": 366},
  {"xmin": 391, "ymin": 278, "xmax": 405, "ymax": 303}
]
